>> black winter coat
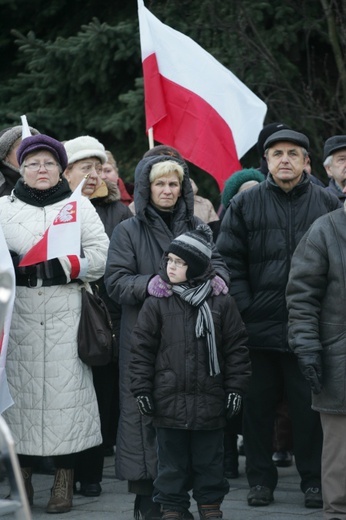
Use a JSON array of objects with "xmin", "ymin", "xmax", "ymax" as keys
[
  {"xmin": 287, "ymin": 207, "xmax": 346, "ymax": 413},
  {"xmin": 130, "ymin": 291, "xmax": 251, "ymax": 430},
  {"xmin": 104, "ymin": 155, "xmax": 230, "ymax": 481},
  {"xmin": 216, "ymin": 173, "xmax": 340, "ymax": 352}
]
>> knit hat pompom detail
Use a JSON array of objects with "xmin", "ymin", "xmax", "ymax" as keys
[{"xmin": 167, "ymin": 224, "xmax": 213, "ymax": 279}]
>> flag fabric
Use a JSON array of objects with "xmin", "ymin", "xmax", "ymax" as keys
[
  {"xmin": 19, "ymin": 177, "xmax": 85, "ymax": 267},
  {"xmin": 138, "ymin": 0, "xmax": 267, "ymax": 191},
  {"xmin": 0, "ymin": 224, "xmax": 15, "ymax": 414},
  {"xmin": 20, "ymin": 115, "xmax": 32, "ymax": 139}
]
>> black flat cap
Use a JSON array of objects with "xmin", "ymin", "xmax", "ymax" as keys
[
  {"xmin": 264, "ymin": 129, "xmax": 309, "ymax": 152},
  {"xmin": 323, "ymin": 135, "xmax": 346, "ymax": 161},
  {"xmin": 257, "ymin": 123, "xmax": 290, "ymax": 156}
]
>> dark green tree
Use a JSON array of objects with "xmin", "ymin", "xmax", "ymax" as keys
[{"xmin": 0, "ymin": 0, "xmax": 345, "ymax": 199}]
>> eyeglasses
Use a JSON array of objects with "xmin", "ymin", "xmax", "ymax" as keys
[
  {"xmin": 167, "ymin": 257, "xmax": 187, "ymax": 268},
  {"xmin": 24, "ymin": 161, "xmax": 58, "ymax": 172},
  {"xmin": 79, "ymin": 163, "xmax": 103, "ymax": 175}
]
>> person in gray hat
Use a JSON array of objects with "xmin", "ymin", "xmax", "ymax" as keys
[
  {"xmin": 0, "ymin": 124, "xmax": 39, "ymax": 196},
  {"xmin": 217, "ymin": 128, "xmax": 341, "ymax": 509},
  {"xmin": 323, "ymin": 135, "xmax": 346, "ymax": 201}
]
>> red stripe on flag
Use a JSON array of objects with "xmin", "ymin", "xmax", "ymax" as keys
[
  {"xmin": 19, "ymin": 230, "xmax": 49, "ymax": 267},
  {"xmin": 143, "ymin": 53, "xmax": 241, "ymax": 191}
]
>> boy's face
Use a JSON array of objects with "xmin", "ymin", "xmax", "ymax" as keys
[{"xmin": 166, "ymin": 253, "xmax": 188, "ymax": 283}]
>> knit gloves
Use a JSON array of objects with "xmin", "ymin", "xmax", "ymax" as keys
[
  {"xmin": 210, "ymin": 275, "xmax": 228, "ymax": 295},
  {"xmin": 147, "ymin": 274, "xmax": 228, "ymax": 297},
  {"xmin": 147, "ymin": 275, "xmax": 173, "ymax": 297},
  {"xmin": 226, "ymin": 392, "xmax": 242, "ymax": 420},
  {"xmin": 136, "ymin": 394, "xmax": 155, "ymax": 416},
  {"xmin": 297, "ymin": 353, "xmax": 322, "ymax": 394}
]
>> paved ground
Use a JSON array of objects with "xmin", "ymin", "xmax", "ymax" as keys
[{"xmin": 0, "ymin": 453, "xmax": 324, "ymax": 520}]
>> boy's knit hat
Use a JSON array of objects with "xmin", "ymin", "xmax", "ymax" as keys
[
  {"xmin": 16, "ymin": 134, "xmax": 68, "ymax": 171},
  {"xmin": 0, "ymin": 125, "xmax": 39, "ymax": 161},
  {"xmin": 167, "ymin": 224, "xmax": 213, "ymax": 279},
  {"xmin": 64, "ymin": 135, "xmax": 107, "ymax": 165}
]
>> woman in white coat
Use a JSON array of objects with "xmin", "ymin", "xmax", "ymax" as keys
[{"xmin": 0, "ymin": 134, "xmax": 109, "ymax": 514}]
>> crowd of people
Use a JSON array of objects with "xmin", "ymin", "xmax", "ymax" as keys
[{"xmin": 1, "ymin": 120, "xmax": 346, "ymax": 520}]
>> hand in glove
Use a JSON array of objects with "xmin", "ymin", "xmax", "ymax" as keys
[
  {"xmin": 225, "ymin": 392, "xmax": 242, "ymax": 420},
  {"xmin": 210, "ymin": 275, "xmax": 228, "ymax": 296},
  {"xmin": 147, "ymin": 275, "xmax": 172, "ymax": 298},
  {"xmin": 136, "ymin": 394, "xmax": 155, "ymax": 416},
  {"xmin": 297, "ymin": 353, "xmax": 322, "ymax": 394}
]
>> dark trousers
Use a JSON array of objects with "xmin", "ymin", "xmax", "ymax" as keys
[
  {"xmin": 18, "ymin": 454, "xmax": 75, "ymax": 469},
  {"xmin": 154, "ymin": 427, "xmax": 229, "ymax": 512},
  {"xmin": 74, "ymin": 362, "xmax": 119, "ymax": 484},
  {"xmin": 243, "ymin": 350, "xmax": 322, "ymax": 492}
]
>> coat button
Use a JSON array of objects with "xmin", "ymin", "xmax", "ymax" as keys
[{"xmin": 38, "ymin": 291, "xmax": 43, "ymax": 295}]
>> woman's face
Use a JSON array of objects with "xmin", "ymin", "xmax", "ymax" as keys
[
  {"xmin": 64, "ymin": 157, "xmax": 103, "ymax": 196},
  {"xmin": 22, "ymin": 151, "xmax": 60, "ymax": 190},
  {"xmin": 101, "ymin": 161, "xmax": 119, "ymax": 185}
]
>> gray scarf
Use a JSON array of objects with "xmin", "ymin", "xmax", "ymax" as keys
[{"xmin": 172, "ymin": 280, "xmax": 220, "ymax": 377}]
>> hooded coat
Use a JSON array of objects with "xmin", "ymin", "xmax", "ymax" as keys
[{"xmin": 104, "ymin": 155, "xmax": 230, "ymax": 481}]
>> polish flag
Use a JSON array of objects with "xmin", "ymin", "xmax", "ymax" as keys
[
  {"xmin": 19, "ymin": 178, "xmax": 85, "ymax": 268},
  {"xmin": 0, "ymin": 224, "xmax": 15, "ymax": 414},
  {"xmin": 138, "ymin": 0, "xmax": 267, "ymax": 191}
]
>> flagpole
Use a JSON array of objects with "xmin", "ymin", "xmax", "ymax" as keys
[{"xmin": 148, "ymin": 127, "xmax": 154, "ymax": 149}]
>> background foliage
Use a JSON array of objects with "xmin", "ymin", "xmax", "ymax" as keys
[{"xmin": 0, "ymin": 0, "xmax": 345, "ymax": 204}]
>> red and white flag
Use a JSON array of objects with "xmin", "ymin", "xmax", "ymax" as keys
[
  {"xmin": 19, "ymin": 177, "xmax": 85, "ymax": 267},
  {"xmin": 138, "ymin": 0, "xmax": 267, "ymax": 191},
  {"xmin": 0, "ymin": 224, "xmax": 15, "ymax": 414}
]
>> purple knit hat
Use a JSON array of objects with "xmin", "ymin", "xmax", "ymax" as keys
[{"xmin": 16, "ymin": 134, "xmax": 68, "ymax": 171}]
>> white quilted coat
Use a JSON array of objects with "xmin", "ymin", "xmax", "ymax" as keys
[{"xmin": 0, "ymin": 193, "xmax": 109, "ymax": 456}]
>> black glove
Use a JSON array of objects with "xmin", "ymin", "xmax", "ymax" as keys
[
  {"xmin": 136, "ymin": 394, "xmax": 155, "ymax": 416},
  {"xmin": 297, "ymin": 353, "xmax": 322, "ymax": 394},
  {"xmin": 225, "ymin": 392, "xmax": 242, "ymax": 420},
  {"xmin": 10, "ymin": 252, "xmax": 67, "ymax": 285}
]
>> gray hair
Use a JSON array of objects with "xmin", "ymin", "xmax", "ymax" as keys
[{"xmin": 323, "ymin": 155, "xmax": 333, "ymax": 168}]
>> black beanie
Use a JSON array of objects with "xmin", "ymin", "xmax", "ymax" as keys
[
  {"xmin": 167, "ymin": 224, "xmax": 213, "ymax": 279},
  {"xmin": 257, "ymin": 122, "xmax": 290, "ymax": 156}
]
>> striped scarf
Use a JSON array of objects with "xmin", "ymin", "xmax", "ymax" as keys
[{"xmin": 172, "ymin": 280, "xmax": 220, "ymax": 377}]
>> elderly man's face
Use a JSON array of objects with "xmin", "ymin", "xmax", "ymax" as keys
[
  {"xmin": 267, "ymin": 141, "xmax": 308, "ymax": 192},
  {"xmin": 150, "ymin": 173, "xmax": 181, "ymax": 211},
  {"xmin": 325, "ymin": 149, "xmax": 346, "ymax": 191}
]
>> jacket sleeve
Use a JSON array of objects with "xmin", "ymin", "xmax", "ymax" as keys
[
  {"xmin": 222, "ymin": 295, "xmax": 251, "ymax": 395},
  {"xmin": 80, "ymin": 197, "xmax": 109, "ymax": 282},
  {"xmin": 193, "ymin": 216, "xmax": 230, "ymax": 285},
  {"xmin": 129, "ymin": 298, "xmax": 161, "ymax": 396},
  {"xmin": 216, "ymin": 199, "xmax": 252, "ymax": 312},
  {"xmin": 104, "ymin": 220, "xmax": 152, "ymax": 305},
  {"xmin": 286, "ymin": 224, "xmax": 329, "ymax": 355}
]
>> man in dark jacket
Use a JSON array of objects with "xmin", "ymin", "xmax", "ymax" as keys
[
  {"xmin": 323, "ymin": 135, "xmax": 346, "ymax": 201},
  {"xmin": 104, "ymin": 153, "xmax": 230, "ymax": 520},
  {"xmin": 286, "ymin": 205, "xmax": 346, "ymax": 520},
  {"xmin": 216, "ymin": 129, "xmax": 341, "ymax": 509}
]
